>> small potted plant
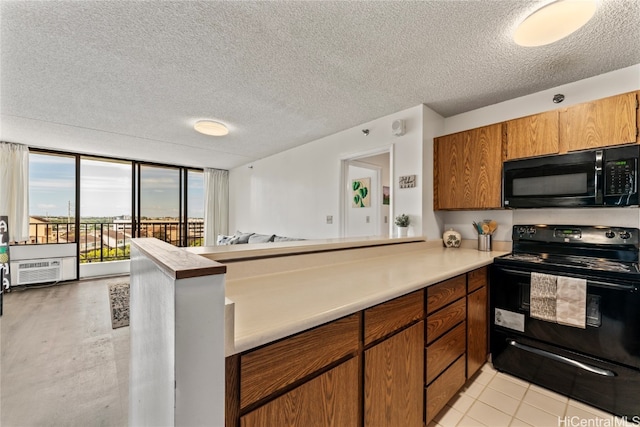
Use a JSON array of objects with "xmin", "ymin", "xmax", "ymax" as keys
[{"xmin": 395, "ymin": 214, "xmax": 410, "ymax": 237}]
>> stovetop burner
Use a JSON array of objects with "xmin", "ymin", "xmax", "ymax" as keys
[
  {"xmin": 501, "ymin": 253, "xmax": 638, "ymax": 273},
  {"xmin": 495, "ymin": 225, "xmax": 640, "ymax": 280}
]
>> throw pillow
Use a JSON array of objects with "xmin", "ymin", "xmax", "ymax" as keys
[
  {"xmin": 235, "ymin": 231, "xmax": 255, "ymax": 244},
  {"xmin": 248, "ymin": 233, "xmax": 275, "ymax": 244},
  {"xmin": 217, "ymin": 234, "xmax": 235, "ymax": 245}
]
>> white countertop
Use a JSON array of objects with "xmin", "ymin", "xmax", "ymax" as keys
[
  {"xmin": 187, "ymin": 235, "xmax": 425, "ymax": 262},
  {"xmin": 225, "ymin": 245, "xmax": 508, "ymax": 355}
]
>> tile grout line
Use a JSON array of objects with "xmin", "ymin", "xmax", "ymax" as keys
[
  {"xmin": 452, "ymin": 369, "xmax": 494, "ymax": 427},
  {"xmin": 508, "ymin": 381, "xmax": 532, "ymax": 427}
]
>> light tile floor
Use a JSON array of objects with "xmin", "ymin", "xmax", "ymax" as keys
[{"xmin": 429, "ymin": 363, "xmax": 638, "ymax": 427}]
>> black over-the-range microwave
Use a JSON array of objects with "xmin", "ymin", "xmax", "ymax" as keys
[{"xmin": 503, "ymin": 145, "xmax": 639, "ymax": 208}]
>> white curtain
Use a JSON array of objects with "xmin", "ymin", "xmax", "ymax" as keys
[
  {"xmin": 0, "ymin": 142, "xmax": 29, "ymax": 242},
  {"xmin": 203, "ymin": 168, "xmax": 229, "ymax": 246}
]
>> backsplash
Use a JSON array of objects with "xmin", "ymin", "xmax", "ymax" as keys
[
  {"xmin": 440, "ymin": 207, "xmax": 640, "ymax": 242},
  {"xmin": 512, "ymin": 208, "xmax": 640, "ymax": 229}
]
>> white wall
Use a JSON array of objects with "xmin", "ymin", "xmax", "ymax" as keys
[
  {"xmin": 229, "ymin": 104, "xmax": 431, "ymax": 239},
  {"xmin": 439, "ymin": 64, "xmax": 640, "ymax": 239},
  {"xmin": 422, "ymin": 105, "xmax": 446, "ymax": 240},
  {"xmin": 80, "ymin": 259, "xmax": 129, "ymax": 278}
]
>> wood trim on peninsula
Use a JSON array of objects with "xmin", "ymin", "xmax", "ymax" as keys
[{"xmin": 131, "ymin": 237, "xmax": 226, "ymax": 279}]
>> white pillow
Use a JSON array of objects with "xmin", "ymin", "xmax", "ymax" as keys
[
  {"xmin": 248, "ymin": 233, "xmax": 275, "ymax": 243},
  {"xmin": 216, "ymin": 234, "xmax": 235, "ymax": 245}
]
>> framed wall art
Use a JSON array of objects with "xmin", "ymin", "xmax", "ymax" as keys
[
  {"xmin": 399, "ymin": 174, "xmax": 417, "ymax": 189},
  {"xmin": 352, "ymin": 178, "xmax": 371, "ymax": 208}
]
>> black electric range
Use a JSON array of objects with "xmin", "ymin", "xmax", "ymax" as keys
[{"xmin": 491, "ymin": 225, "xmax": 640, "ymax": 420}]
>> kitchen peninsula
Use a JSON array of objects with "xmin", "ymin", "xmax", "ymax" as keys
[{"xmin": 133, "ymin": 237, "xmax": 509, "ymax": 426}]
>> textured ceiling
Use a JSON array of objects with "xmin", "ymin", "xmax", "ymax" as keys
[{"xmin": 1, "ymin": 1, "xmax": 639, "ymax": 169}]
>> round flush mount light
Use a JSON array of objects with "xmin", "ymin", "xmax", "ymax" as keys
[
  {"xmin": 194, "ymin": 120, "xmax": 229, "ymax": 136},
  {"xmin": 514, "ymin": 0, "xmax": 597, "ymax": 47}
]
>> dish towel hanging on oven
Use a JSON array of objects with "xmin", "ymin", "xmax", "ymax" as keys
[
  {"xmin": 530, "ymin": 272, "xmax": 557, "ymax": 323},
  {"xmin": 556, "ymin": 276, "xmax": 587, "ymax": 329}
]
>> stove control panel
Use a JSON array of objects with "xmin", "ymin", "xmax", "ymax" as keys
[
  {"xmin": 554, "ymin": 228, "xmax": 582, "ymax": 239},
  {"xmin": 513, "ymin": 225, "xmax": 639, "ymax": 246},
  {"xmin": 516, "ymin": 226, "xmax": 536, "ymax": 238}
]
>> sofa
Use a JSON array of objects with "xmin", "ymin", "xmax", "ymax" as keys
[{"xmin": 216, "ymin": 231, "xmax": 303, "ymax": 245}]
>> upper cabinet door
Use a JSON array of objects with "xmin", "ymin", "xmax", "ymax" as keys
[
  {"xmin": 434, "ymin": 130, "xmax": 466, "ymax": 210},
  {"xmin": 505, "ymin": 110, "xmax": 559, "ymax": 160},
  {"xmin": 560, "ymin": 92, "xmax": 638, "ymax": 152},
  {"xmin": 434, "ymin": 123, "xmax": 503, "ymax": 210}
]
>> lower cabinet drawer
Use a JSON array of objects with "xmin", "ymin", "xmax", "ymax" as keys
[
  {"xmin": 364, "ymin": 289, "xmax": 424, "ymax": 346},
  {"xmin": 426, "ymin": 297, "xmax": 466, "ymax": 345},
  {"xmin": 240, "ymin": 314, "xmax": 359, "ymax": 408},
  {"xmin": 240, "ymin": 357, "xmax": 359, "ymax": 427},
  {"xmin": 427, "ymin": 275, "xmax": 466, "ymax": 315},
  {"xmin": 425, "ymin": 355, "xmax": 466, "ymax": 425},
  {"xmin": 425, "ymin": 321, "xmax": 466, "ymax": 384}
]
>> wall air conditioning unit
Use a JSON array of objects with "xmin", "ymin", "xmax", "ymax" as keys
[{"xmin": 15, "ymin": 258, "xmax": 62, "ymax": 285}]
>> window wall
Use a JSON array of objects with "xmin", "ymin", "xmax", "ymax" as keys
[
  {"xmin": 80, "ymin": 157, "xmax": 133, "ymax": 263},
  {"xmin": 27, "ymin": 152, "xmax": 76, "ymax": 244},
  {"xmin": 138, "ymin": 165, "xmax": 181, "ymax": 245},
  {"xmin": 25, "ymin": 150, "xmax": 207, "ymax": 268},
  {"xmin": 187, "ymin": 170, "xmax": 204, "ymax": 246}
]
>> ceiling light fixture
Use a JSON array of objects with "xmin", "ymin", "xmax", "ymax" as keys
[
  {"xmin": 514, "ymin": 0, "xmax": 597, "ymax": 47},
  {"xmin": 194, "ymin": 120, "xmax": 229, "ymax": 136}
]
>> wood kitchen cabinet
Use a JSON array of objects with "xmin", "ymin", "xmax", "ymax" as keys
[
  {"xmin": 505, "ymin": 110, "xmax": 559, "ymax": 160},
  {"xmin": 364, "ymin": 321, "xmax": 424, "ymax": 427},
  {"xmin": 434, "ymin": 123, "xmax": 503, "ymax": 210},
  {"xmin": 239, "ymin": 314, "xmax": 359, "ymax": 409},
  {"xmin": 425, "ymin": 275, "xmax": 467, "ymax": 424},
  {"xmin": 240, "ymin": 357, "xmax": 359, "ymax": 427},
  {"xmin": 226, "ymin": 269, "xmax": 491, "ymax": 427},
  {"xmin": 226, "ymin": 313, "xmax": 360, "ymax": 427},
  {"xmin": 559, "ymin": 91, "xmax": 638, "ymax": 152},
  {"xmin": 363, "ymin": 290, "xmax": 424, "ymax": 427},
  {"xmin": 467, "ymin": 266, "xmax": 488, "ymax": 379},
  {"xmin": 504, "ymin": 91, "xmax": 639, "ymax": 161}
]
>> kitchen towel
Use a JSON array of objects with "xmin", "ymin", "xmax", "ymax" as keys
[
  {"xmin": 530, "ymin": 272, "xmax": 557, "ymax": 323},
  {"xmin": 556, "ymin": 275, "xmax": 587, "ymax": 329}
]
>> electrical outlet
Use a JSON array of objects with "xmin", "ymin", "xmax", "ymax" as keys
[
  {"xmin": 384, "ymin": 216, "xmax": 388, "ymax": 223},
  {"xmin": 366, "ymin": 216, "xmax": 370, "ymax": 223},
  {"xmin": 326, "ymin": 215, "xmax": 333, "ymax": 224}
]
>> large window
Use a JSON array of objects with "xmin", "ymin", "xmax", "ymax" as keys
[
  {"xmin": 187, "ymin": 170, "xmax": 204, "ymax": 247},
  {"xmin": 25, "ymin": 150, "xmax": 206, "ymax": 263},
  {"xmin": 139, "ymin": 165, "xmax": 181, "ymax": 245},
  {"xmin": 80, "ymin": 158, "xmax": 132, "ymax": 263},
  {"xmin": 27, "ymin": 152, "xmax": 76, "ymax": 244}
]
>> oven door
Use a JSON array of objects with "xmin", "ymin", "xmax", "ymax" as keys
[
  {"xmin": 491, "ymin": 264, "xmax": 640, "ymax": 368},
  {"xmin": 503, "ymin": 150, "xmax": 597, "ymax": 208},
  {"xmin": 490, "ymin": 263, "xmax": 640, "ymax": 417}
]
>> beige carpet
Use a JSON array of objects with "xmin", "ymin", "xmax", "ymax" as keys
[{"xmin": 108, "ymin": 281, "xmax": 130, "ymax": 329}]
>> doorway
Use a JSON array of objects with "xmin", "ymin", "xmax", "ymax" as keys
[{"xmin": 341, "ymin": 148, "xmax": 392, "ymax": 238}]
